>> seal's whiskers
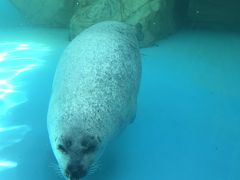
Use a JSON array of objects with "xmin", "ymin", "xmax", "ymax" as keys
[
  {"xmin": 49, "ymin": 163, "xmax": 63, "ymax": 178},
  {"xmin": 88, "ymin": 161, "xmax": 102, "ymax": 175}
]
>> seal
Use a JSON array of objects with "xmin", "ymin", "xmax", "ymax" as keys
[{"xmin": 47, "ymin": 21, "xmax": 141, "ymax": 180}]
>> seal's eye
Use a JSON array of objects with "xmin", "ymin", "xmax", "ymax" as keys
[
  {"xmin": 81, "ymin": 135, "xmax": 98, "ymax": 154},
  {"xmin": 57, "ymin": 138, "xmax": 72, "ymax": 154},
  {"xmin": 57, "ymin": 144, "xmax": 68, "ymax": 154},
  {"xmin": 64, "ymin": 139, "xmax": 72, "ymax": 147}
]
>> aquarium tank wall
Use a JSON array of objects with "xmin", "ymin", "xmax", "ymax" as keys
[{"xmin": 0, "ymin": 0, "xmax": 240, "ymax": 180}]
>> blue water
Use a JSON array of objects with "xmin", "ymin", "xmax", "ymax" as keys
[{"xmin": 0, "ymin": 1, "xmax": 240, "ymax": 180}]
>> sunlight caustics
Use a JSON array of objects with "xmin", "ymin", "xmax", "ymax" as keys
[
  {"xmin": 0, "ymin": 52, "xmax": 8, "ymax": 62},
  {"xmin": 0, "ymin": 125, "xmax": 31, "ymax": 150},
  {"xmin": 0, "ymin": 41, "xmax": 51, "ymax": 171},
  {"xmin": 0, "ymin": 161, "xmax": 17, "ymax": 172},
  {"xmin": 0, "ymin": 42, "xmax": 50, "ymax": 112},
  {"xmin": 15, "ymin": 44, "xmax": 30, "ymax": 51},
  {"xmin": 0, "ymin": 80, "xmax": 14, "ymax": 99}
]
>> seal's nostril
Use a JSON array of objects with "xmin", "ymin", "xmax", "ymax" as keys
[{"xmin": 66, "ymin": 164, "xmax": 87, "ymax": 179}]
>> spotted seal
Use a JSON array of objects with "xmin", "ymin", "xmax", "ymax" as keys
[{"xmin": 47, "ymin": 21, "xmax": 141, "ymax": 180}]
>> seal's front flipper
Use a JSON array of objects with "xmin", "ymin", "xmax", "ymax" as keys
[{"xmin": 129, "ymin": 113, "xmax": 136, "ymax": 124}]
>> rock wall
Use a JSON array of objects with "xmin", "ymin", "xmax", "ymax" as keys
[
  {"xmin": 188, "ymin": 0, "xmax": 240, "ymax": 29},
  {"xmin": 70, "ymin": 0, "xmax": 176, "ymax": 47},
  {"xmin": 124, "ymin": 0, "xmax": 176, "ymax": 47},
  {"xmin": 10, "ymin": 0, "xmax": 77, "ymax": 27},
  {"xmin": 9, "ymin": 0, "xmax": 240, "ymax": 46},
  {"xmin": 10, "ymin": 0, "xmax": 177, "ymax": 47}
]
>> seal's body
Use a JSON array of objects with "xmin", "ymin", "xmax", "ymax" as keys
[{"xmin": 47, "ymin": 21, "xmax": 141, "ymax": 180}]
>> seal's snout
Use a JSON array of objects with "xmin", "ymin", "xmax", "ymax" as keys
[{"xmin": 65, "ymin": 163, "xmax": 87, "ymax": 179}]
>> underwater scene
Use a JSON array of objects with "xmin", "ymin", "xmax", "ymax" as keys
[{"xmin": 0, "ymin": 0, "xmax": 240, "ymax": 179}]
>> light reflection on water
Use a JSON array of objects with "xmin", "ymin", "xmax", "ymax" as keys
[
  {"xmin": 0, "ymin": 161, "xmax": 17, "ymax": 172},
  {"xmin": 0, "ymin": 42, "xmax": 50, "ymax": 171}
]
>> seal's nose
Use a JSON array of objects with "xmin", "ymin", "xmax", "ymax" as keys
[{"xmin": 65, "ymin": 163, "xmax": 87, "ymax": 179}]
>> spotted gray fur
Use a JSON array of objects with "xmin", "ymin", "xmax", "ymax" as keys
[{"xmin": 47, "ymin": 21, "xmax": 141, "ymax": 180}]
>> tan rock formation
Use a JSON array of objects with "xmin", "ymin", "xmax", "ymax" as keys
[
  {"xmin": 10, "ymin": 0, "xmax": 177, "ymax": 47},
  {"xmin": 70, "ymin": 0, "xmax": 176, "ymax": 47}
]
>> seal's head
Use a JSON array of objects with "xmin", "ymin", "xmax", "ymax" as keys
[{"xmin": 55, "ymin": 132, "xmax": 102, "ymax": 180}]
